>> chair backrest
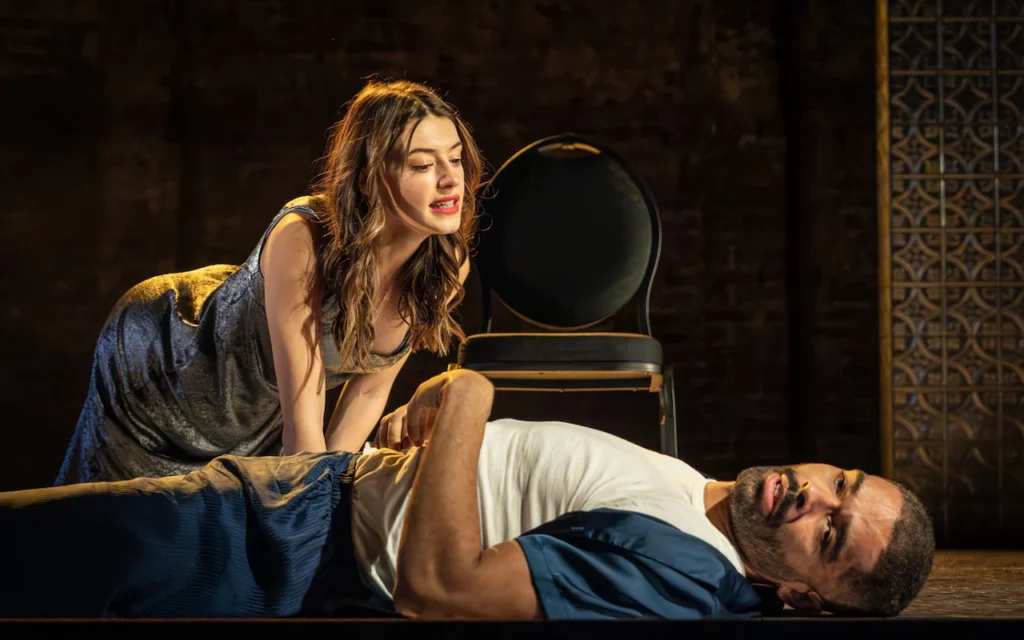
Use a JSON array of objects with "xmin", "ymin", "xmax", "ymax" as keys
[{"xmin": 474, "ymin": 133, "xmax": 662, "ymax": 333}]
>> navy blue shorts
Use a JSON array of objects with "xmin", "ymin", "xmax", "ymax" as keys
[{"xmin": 0, "ymin": 451, "xmax": 392, "ymax": 618}]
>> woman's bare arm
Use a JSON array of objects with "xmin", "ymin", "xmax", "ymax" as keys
[{"xmin": 260, "ymin": 213, "xmax": 328, "ymax": 455}]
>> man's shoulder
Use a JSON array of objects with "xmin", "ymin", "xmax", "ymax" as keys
[
  {"xmin": 589, "ymin": 494, "xmax": 745, "ymax": 570},
  {"xmin": 516, "ymin": 508, "xmax": 764, "ymax": 620}
]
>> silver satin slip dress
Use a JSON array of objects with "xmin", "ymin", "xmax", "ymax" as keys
[{"xmin": 54, "ymin": 195, "xmax": 411, "ymax": 485}]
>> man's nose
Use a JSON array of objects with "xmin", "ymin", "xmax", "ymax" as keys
[
  {"xmin": 786, "ymin": 479, "xmax": 827, "ymax": 520},
  {"xmin": 789, "ymin": 482, "xmax": 839, "ymax": 520}
]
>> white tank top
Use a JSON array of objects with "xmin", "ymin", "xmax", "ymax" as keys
[{"xmin": 348, "ymin": 418, "xmax": 745, "ymax": 600}]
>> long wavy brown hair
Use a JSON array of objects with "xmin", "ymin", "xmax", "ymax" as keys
[{"xmin": 310, "ymin": 78, "xmax": 484, "ymax": 372}]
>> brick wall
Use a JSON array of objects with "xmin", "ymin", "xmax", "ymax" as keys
[
  {"xmin": 784, "ymin": 0, "xmax": 881, "ymax": 471},
  {"xmin": 0, "ymin": 0, "xmax": 879, "ymax": 489}
]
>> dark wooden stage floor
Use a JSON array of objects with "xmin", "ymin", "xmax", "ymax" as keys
[
  {"xmin": 2, "ymin": 550, "xmax": 1022, "ymax": 638},
  {"xmin": 900, "ymin": 550, "xmax": 1024, "ymax": 618}
]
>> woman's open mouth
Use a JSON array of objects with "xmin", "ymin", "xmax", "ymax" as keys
[{"xmin": 429, "ymin": 196, "xmax": 460, "ymax": 215}]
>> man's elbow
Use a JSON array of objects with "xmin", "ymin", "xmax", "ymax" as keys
[
  {"xmin": 392, "ymin": 578, "xmax": 451, "ymax": 619},
  {"xmin": 392, "ymin": 589, "xmax": 428, "ymax": 619},
  {"xmin": 392, "ymin": 566, "xmax": 486, "ymax": 619}
]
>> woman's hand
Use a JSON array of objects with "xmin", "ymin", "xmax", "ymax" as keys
[
  {"xmin": 373, "ymin": 370, "xmax": 486, "ymax": 451},
  {"xmin": 375, "ymin": 404, "xmax": 412, "ymax": 450}
]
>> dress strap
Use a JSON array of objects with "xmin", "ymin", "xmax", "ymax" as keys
[{"xmin": 254, "ymin": 195, "xmax": 325, "ymax": 270}]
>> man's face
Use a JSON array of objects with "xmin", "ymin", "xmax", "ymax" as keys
[{"xmin": 728, "ymin": 463, "xmax": 904, "ymax": 610}]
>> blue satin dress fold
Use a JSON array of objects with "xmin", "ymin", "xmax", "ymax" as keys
[{"xmin": 3, "ymin": 451, "xmax": 395, "ymax": 618}]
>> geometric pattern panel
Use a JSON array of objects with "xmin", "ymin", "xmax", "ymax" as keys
[{"xmin": 882, "ymin": 0, "xmax": 1024, "ymax": 547}]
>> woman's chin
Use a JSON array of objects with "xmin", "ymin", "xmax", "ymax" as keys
[{"xmin": 426, "ymin": 218, "xmax": 462, "ymax": 235}]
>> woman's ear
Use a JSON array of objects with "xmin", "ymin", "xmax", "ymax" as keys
[{"xmin": 777, "ymin": 585, "xmax": 823, "ymax": 613}]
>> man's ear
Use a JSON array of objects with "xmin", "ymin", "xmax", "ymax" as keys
[{"xmin": 776, "ymin": 584, "xmax": 823, "ymax": 613}]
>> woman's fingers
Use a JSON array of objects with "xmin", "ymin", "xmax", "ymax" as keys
[
  {"xmin": 373, "ymin": 405, "xmax": 426, "ymax": 451},
  {"xmin": 387, "ymin": 412, "xmax": 406, "ymax": 450},
  {"xmin": 375, "ymin": 413, "xmax": 392, "ymax": 448},
  {"xmin": 406, "ymin": 411, "xmax": 423, "ymax": 446}
]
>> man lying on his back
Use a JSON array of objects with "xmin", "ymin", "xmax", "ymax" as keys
[{"xmin": 0, "ymin": 369, "xmax": 933, "ymax": 619}]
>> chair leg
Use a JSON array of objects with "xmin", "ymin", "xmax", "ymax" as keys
[{"xmin": 659, "ymin": 365, "xmax": 678, "ymax": 458}]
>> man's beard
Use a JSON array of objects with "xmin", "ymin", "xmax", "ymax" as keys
[{"xmin": 729, "ymin": 465, "xmax": 803, "ymax": 584}]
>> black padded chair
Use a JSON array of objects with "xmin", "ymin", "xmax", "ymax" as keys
[{"xmin": 450, "ymin": 133, "xmax": 677, "ymax": 458}]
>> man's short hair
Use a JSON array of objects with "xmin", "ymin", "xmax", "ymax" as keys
[{"xmin": 829, "ymin": 481, "xmax": 935, "ymax": 616}]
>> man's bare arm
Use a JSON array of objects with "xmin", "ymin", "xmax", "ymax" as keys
[{"xmin": 392, "ymin": 371, "xmax": 543, "ymax": 620}]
